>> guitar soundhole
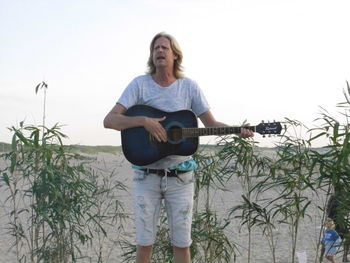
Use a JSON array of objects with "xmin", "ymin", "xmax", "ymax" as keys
[{"xmin": 167, "ymin": 126, "xmax": 183, "ymax": 143}]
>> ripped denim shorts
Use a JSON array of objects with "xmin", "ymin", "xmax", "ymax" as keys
[{"xmin": 132, "ymin": 169, "xmax": 194, "ymax": 247}]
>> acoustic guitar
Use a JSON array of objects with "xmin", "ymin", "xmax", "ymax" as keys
[{"xmin": 121, "ymin": 105, "xmax": 282, "ymax": 166}]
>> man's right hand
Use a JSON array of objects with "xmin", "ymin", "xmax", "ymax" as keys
[{"xmin": 143, "ymin": 116, "xmax": 167, "ymax": 142}]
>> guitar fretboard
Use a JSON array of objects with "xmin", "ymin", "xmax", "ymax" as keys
[{"xmin": 182, "ymin": 126, "xmax": 255, "ymax": 138}]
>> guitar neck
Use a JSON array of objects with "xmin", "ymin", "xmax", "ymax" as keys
[{"xmin": 182, "ymin": 126, "xmax": 255, "ymax": 138}]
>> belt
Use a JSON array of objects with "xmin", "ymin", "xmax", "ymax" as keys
[{"xmin": 140, "ymin": 168, "xmax": 187, "ymax": 177}]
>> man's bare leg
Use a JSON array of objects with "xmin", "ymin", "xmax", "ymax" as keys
[
  {"xmin": 136, "ymin": 245, "xmax": 152, "ymax": 263},
  {"xmin": 173, "ymin": 246, "xmax": 191, "ymax": 263},
  {"xmin": 325, "ymin": 255, "xmax": 336, "ymax": 263}
]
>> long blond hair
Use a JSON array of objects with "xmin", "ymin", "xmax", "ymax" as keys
[{"xmin": 147, "ymin": 32, "xmax": 184, "ymax": 79}]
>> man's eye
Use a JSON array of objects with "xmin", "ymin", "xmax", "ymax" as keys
[{"xmin": 154, "ymin": 46, "xmax": 169, "ymax": 50}]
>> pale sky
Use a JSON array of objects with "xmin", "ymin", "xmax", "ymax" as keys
[{"xmin": 1, "ymin": 0, "xmax": 349, "ymax": 147}]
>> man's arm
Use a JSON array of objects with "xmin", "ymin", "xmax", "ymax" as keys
[
  {"xmin": 199, "ymin": 110, "xmax": 254, "ymax": 138},
  {"xmin": 198, "ymin": 110, "xmax": 228, "ymax": 127},
  {"xmin": 103, "ymin": 103, "xmax": 167, "ymax": 142}
]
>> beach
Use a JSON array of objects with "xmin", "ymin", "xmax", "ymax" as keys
[{"xmin": 0, "ymin": 149, "xmax": 346, "ymax": 263}]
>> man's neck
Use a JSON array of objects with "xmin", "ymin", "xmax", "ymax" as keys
[{"xmin": 153, "ymin": 70, "xmax": 176, "ymax": 87}]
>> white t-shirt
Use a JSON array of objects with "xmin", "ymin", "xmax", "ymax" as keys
[{"xmin": 117, "ymin": 74, "xmax": 210, "ymax": 168}]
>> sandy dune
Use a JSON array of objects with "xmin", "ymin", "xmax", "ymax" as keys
[{"xmin": 0, "ymin": 149, "xmax": 346, "ymax": 263}]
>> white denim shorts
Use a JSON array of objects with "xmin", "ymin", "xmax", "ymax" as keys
[{"xmin": 132, "ymin": 169, "xmax": 194, "ymax": 247}]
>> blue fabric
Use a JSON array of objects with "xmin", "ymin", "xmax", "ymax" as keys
[
  {"xmin": 322, "ymin": 229, "xmax": 341, "ymax": 244},
  {"xmin": 322, "ymin": 229, "xmax": 342, "ymax": 255}
]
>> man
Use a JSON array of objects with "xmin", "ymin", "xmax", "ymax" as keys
[{"xmin": 104, "ymin": 32, "xmax": 254, "ymax": 263}]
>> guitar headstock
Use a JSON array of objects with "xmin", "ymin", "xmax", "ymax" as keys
[{"xmin": 255, "ymin": 121, "xmax": 282, "ymax": 136}]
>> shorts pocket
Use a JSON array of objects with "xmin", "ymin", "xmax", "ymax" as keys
[{"xmin": 176, "ymin": 171, "xmax": 194, "ymax": 185}]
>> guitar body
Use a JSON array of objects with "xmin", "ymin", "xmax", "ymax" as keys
[{"xmin": 121, "ymin": 105, "xmax": 199, "ymax": 166}]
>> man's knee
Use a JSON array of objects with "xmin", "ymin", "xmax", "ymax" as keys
[
  {"xmin": 173, "ymin": 246, "xmax": 191, "ymax": 263},
  {"xmin": 136, "ymin": 245, "xmax": 153, "ymax": 263},
  {"xmin": 138, "ymin": 245, "xmax": 153, "ymax": 252},
  {"xmin": 136, "ymin": 245, "xmax": 153, "ymax": 258},
  {"xmin": 173, "ymin": 246, "xmax": 190, "ymax": 256}
]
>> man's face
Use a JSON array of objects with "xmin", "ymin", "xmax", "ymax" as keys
[{"xmin": 152, "ymin": 37, "xmax": 178, "ymax": 70}]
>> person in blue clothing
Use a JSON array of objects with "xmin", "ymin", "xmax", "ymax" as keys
[
  {"xmin": 322, "ymin": 218, "xmax": 342, "ymax": 263},
  {"xmin": 327, "ymin": 193, "xmax": 350, "ymax": 262}
]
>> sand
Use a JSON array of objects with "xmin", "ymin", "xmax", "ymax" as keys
[{"xmin": 0, "ymin": 149, "xmax": 346, "ymax": 263}]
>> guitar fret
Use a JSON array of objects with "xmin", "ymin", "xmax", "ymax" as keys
[
  {"xmin": 183, "ymin": 126, "xmax": 242, "ymax": 137},
  {"xmin": 182, "ymin": 123, "xmax": 281, "ymax": 138}
]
